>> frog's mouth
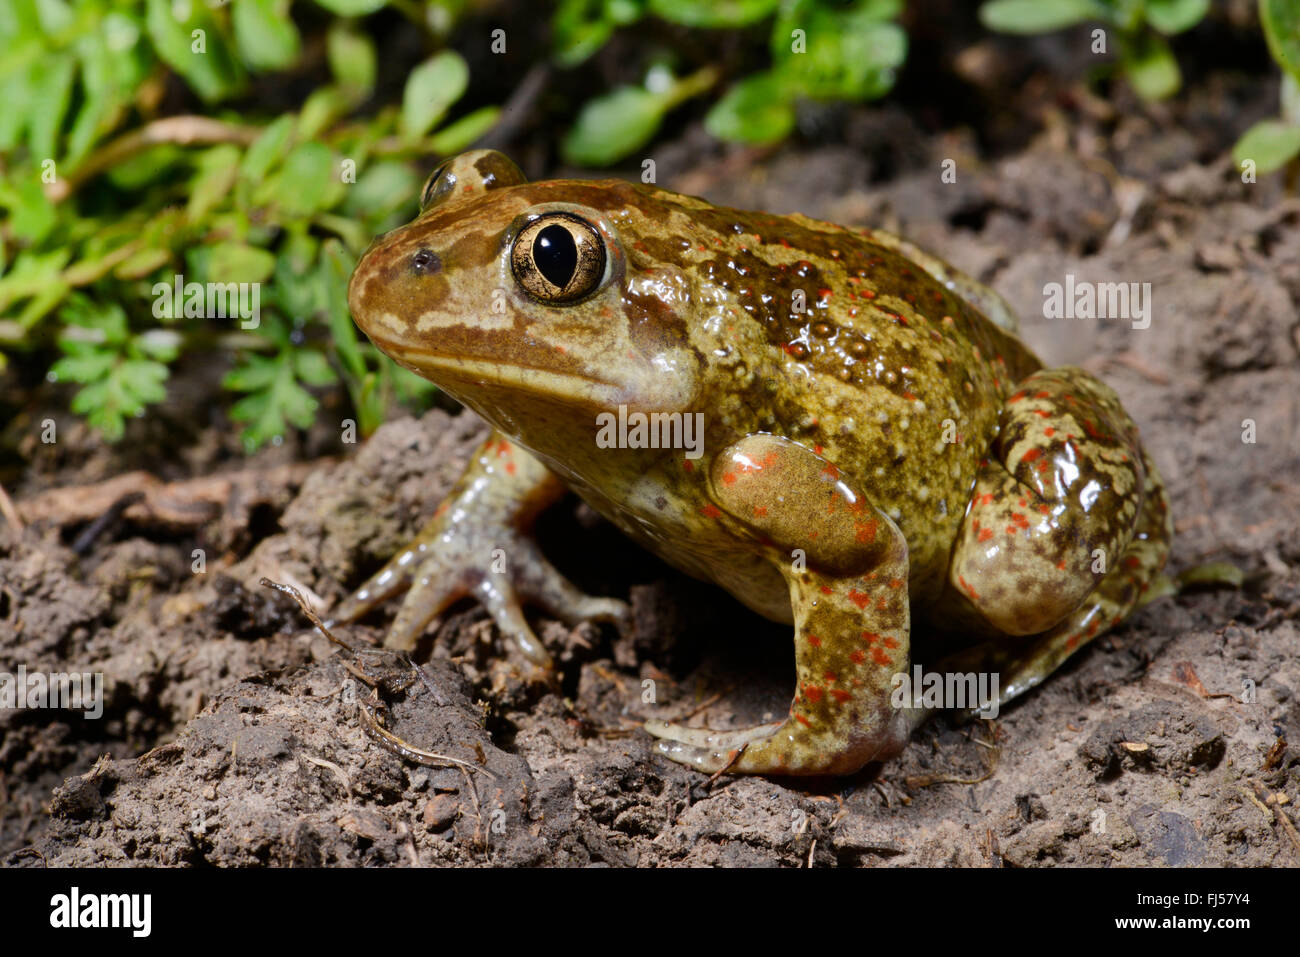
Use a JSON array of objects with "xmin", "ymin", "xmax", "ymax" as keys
[{"xmin": 368, "ymin": 334, "xmax": 629, "ymax": 411}]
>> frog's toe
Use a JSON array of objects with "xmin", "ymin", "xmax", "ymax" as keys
[
  {"xmin": 646, "ymin": 723, "xmax": 784, "ymax": 775},
  {"xmin": 644, "ymin": 719, "xmax": 782, "ymax": 751}
]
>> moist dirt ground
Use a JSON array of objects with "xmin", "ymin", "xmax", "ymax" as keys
[{"xmin": 3, "ymin": 25, "xmax": 1299, "ymax": 867}]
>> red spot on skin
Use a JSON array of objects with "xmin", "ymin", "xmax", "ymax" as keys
[
  {"xmin": 824, "ymin": 671, "xmax": 837, "ymax": 683},
  {"xmin": 860, "ymin": 289, "xmax": 877, "ymax": 299},
  {"xmin": 903, "ymin": 391, "xmax": 917, "ymax": 401},
  {"xmin": 722, "ymin": 471, "xmax": 737, "ymax": 485},
  {"xmin": 818, "ymin": 288, "xmax": 832, "ymax": 300},
  {"xmin": 1045, "ymin": 427, "xmax": 1056, "ymax": 437},
  {"xmin": 505, "ymin": 462, "xmax": 516, "ymax": 475},
  {"xmin": 807, "ymin": 635, "xmax": 822, "ymax": 647},
  {"xmin": 1066, "ymin": 634, "xmax": 1080, "ymax": 649},
  {"xmin": 855, "ymin": 519, "xmax": 878, "ymax": 544},
  {"xmin": 1022, "ymin": 448, "xmax": 1042, "ymax": 463},
  {"xmin": 830, "ymin": 689, "xmax": 851, "ymax": 703},
  {"xmin": 804, "ymin": 686, "xmax": 824, "ymax": 704},
  {"xmin": 1125, "ymin": 555, "xmax": 1141, "ymax": 569},
  {"xmin": 850, "ymin": 650, "xmax": 866, "ymax": 664},
  {"xmin": 1035, "ymin": 390, "xmax": 1051, "ymax": 399},
  {"xmin": 1037, "ymin": 461, "xmax": 1050, "ymax": 473},
  {"xmin": 871, "ymin": 647, "xmax": 891, "ymax": 666},
  {"xmin": 819, "ymin": 585, "xmax": 832, "ymax": 595},
  {"xmin": 753, "ymin": 506, "xmax": 768, "ymax": 517},
  {"xmin": 979, "ymin": 493, "xmax": 995, "ymax": 506},
  {"xmin": 959, "ymin": 575, "xmax": 979, "ymax": 600},
  {"xmin": 1005, "ymin": 525, "xmax": 1018, "ymax": 536},
  {"xmin": 883, "ymin": 636, "xmax": 899, "ymax": 649},
  {"xmin": 848, "ymin": 590, "xmax": 870, "ymax": 609},
  {"xmin": 979, "ymin": 527, "xmax": 994, "ymax": 542},
  {"xmin": 1012, "ymin": 513, "xmax": 1030, "ymax": 529},
  {"xmin": 1039, "ymin": 504, "xmax": 1051, "ymax": 515},
  {"xmin": 876, "ymin": 596, "xmax": 889, "ymax": 611},
  {"xmin": 821, "ymin": 463, "xmax": 841, "ymax": 480},
  {"xmin": 699, "ymin": 504, "xmax": 722, "ymax": 519},
  {"xmin": 1057, "ymin": 559, "xmax": 1067, "ymax": 570},
  {"xmin": 888, "ymin": 578, "xmax": 904, "ymax": 589},
  {"xmin": 795, "ymin": 714, "xmax": 811, "ymax": 727},
  {"xmin": 861, "ymin": 631, "xmax": 880, "ymax": 645},
  {"xmin": 814, "ymin": 444, "xmax": 824, "ymax": 455},
  {"xmin": 683, "ymin": 460, "xmax": 694, "ymax": 472}
]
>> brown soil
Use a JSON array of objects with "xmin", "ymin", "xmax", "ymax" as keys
[{"xmin": 3, "ymin": 51, "xmax": 1299, "ymax": 867}]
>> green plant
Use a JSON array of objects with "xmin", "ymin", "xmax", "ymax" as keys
[
  {"xmin": 978, "ymin": 0, "xmax": 1210, "ymax": 101},
  {"xmin": 0, "ymin": 0, "xmax": 488, "ymax": 449},
  {"xmin": 1232, "ymin": 0, "xmax": 1300, "ymax": 177},
  {"xmin": 554, "ymin": 0, "xmax": 907, "ymax": 165}
]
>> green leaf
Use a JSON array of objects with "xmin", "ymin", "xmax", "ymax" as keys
[
  {"xmin": 311, "ymin": 0, "xmax": 388, "ymax": 13},
  {"xmin": 113, "ymin": 246, "xmax": 173, "ymax": 280},
  {"xmin": 1122, "ymin": 32, "xmax": 1181, "ymax": 100},
  {"xmin": 561, "ymin": 85, "xmax": 669, "ymax": 166},
  {"xmin": 208, "ymin": 242, "xmax": 277, "ymax": 283},
  {"xmin": 188, "ymin": 143, "xmax": 242, "ymax": 220},
  {"xmin": 297, "ymin": 86, "xmax": 350, "ymax": 141},
  {"xmin": 1232, "ymin": 119, "xmax": 1300, "ymax": 174},
  {"xmin": 276, "ymin": 142, "xmax": 339, "ymax": 215},
  {"xmin": 401, "ymin": 51, "xmax": 469, "ymax": 141},
  {"xmin": 27, "ymin": 54, "xmax": 75, "ymax": 161},
  {"xmin": 7, "ymin": 177, "xmax": 57, "ymax": 243},
  {"xmin": 647, "ymin": 0, "xmax": 778, "ymax": 27},
  {"xmin": 293, "ymin": 348, "xmax": 337, "ymax": 386},
  {"xmin": 145, "ymin": 0, "xmax": 243, "ymax": 103},
  {"xmin": 705, "ymin": 71, "xmax": 796, "ymax": 144},
  {"xmin": 552, "ymin": 0, "xmax": 619, "ymax": 67},
  {"xmin": 340, "ymin": 161, "xmax": 420, "ymax": 220},
  {"xmin": 327, "ymin": 21, "xmax": 376, "ymax": 96},
  {"xmin": 50, "ymin": 351, "xmax": 115, "ymax": 384},
  {"xmin": 1144, "ymin": 0, "xmax": 1209, "ymax": 34},
  {"xmin": 239, "ymin": 114, "xmax": 295, "ymax": 185},
  {"xmin": 233, "ymin": 0, "xmax": 301, "ymax": 71},
  {"xmin": 978, "ymin": 0, "xmax": 1104, "ymax": 33},
  {"xmin": 1261, "ymin": 0, "xmax": 1300, "ymax": 82},
  {"xmin": 775, "ymin": 17, "xmax": 906, "ymax": 101},
  {"xmin": 428, "ymin": 105, "xmax": 501, "ymax": 154}
]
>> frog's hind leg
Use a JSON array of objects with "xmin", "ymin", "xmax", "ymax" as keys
[
  {"xmin": 925, "ymin": 447, "xmax": 1172, "ymax": 724},
  {"xmin": 946, "ymin": 366, "xmax": 1150, "ymax": 638}
]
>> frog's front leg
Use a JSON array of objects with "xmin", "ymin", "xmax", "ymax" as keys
[
  {"xmin": 646, "ymin": 434, "xmax": 913, "ymax": 776},
  {"xmin": 329, "ymin": 431, "xmax": 629, "ymax": 668}
]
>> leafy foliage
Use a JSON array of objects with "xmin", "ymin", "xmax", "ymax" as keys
[
  {"xmin": 978, "ymin": 0, "xmax": 1210, "ymax": 101},
  {"xmin": 1233, "ymin": 0, "xmax": 1300, "ymax": 176},
  {"xmin": 555, "ymin": 0, "xmax": 907, "ymax": 165},
  {"xmin": 0, "ymin": 0, "xmax": 472, "ymax": 447}
]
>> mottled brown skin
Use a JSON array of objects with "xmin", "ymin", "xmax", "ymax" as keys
[{"xmin": 337, "ymin": 150, "xmax": 1172, "ymax": 776}]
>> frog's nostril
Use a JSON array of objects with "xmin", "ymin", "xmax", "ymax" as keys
[{"xmin": 411, "ymin": 248, "xmax": 441, "ymax": 276}]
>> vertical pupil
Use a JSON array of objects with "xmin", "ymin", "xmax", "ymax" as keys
[{"xmin": 534, "ymin": 225, "xmax": 578, "ymax": 287}]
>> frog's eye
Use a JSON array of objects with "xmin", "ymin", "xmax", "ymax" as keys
[
  {"xmin": 420, "ymin": 163, "xmax": 455, "ymax": 210},
  {"xmin": 510, "ymin": 214, "xmax": 606, "ymax": 305}
]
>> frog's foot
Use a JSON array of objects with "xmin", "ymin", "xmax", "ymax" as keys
[
  {"xmin": 329, "ymin": 432, "xmax": 628, "ymax": 667},
  {"xmin": 947, "ymin": 366, "xmax": 1151, "ymax": 637},
  {"xmin": 645, "ymin": 433, "xmax": 914, "ymax": 776}
]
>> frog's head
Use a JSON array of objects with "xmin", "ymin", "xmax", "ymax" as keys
[{"xmin": 348, "ymin": 150, "xmax": 710, "ymax": 463}]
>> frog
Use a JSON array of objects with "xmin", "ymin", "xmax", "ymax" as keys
[{"xmin": 335, "ymin": 149, "xmax": 1172, "ymax": 777}]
